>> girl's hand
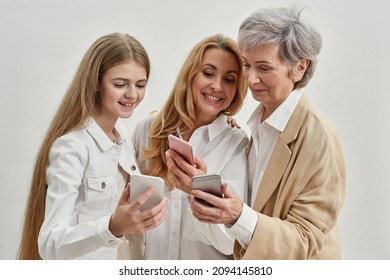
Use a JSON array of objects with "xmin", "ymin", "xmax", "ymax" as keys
[{"xmin": 109, "ymin": 183, "xmax": 167, "ymax": 237}]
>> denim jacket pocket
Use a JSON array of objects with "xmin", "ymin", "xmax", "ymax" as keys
[{"xmin": 83, "ymin": 176, "xmax": 116, "ymax": 217}]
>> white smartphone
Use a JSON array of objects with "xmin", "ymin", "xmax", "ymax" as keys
[
  {"xmin": 129, "ymin": 174, "xmax": 164, "ymax": 211},
  {"xmin": 168, "ymin": 134, "xmax": 194, "ymax": 165},
  {"xmin": 191, "ymin": 174, "xmax": 222, "ymax": 206}
]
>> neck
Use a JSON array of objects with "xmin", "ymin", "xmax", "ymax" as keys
[
  {"xmin": 181, "ymin": 113, "xmax": 217, "ymax": 141},
  {"xmin": 93, "ymin": 114, "xmax": 117, "ymax": 141}
]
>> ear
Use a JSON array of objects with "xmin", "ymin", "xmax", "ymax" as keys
[{"xmin": 293, "ymin": 59, "xmax": 309, "ymax": 82}]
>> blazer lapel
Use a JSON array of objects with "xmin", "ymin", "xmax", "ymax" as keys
[
  {"xmin": 252, "ymin": 94, "xmax": 309, "ymax": 212},
  {"xmin": 252, "ymin": 138, "xmax": 291, "ymax": 211}
]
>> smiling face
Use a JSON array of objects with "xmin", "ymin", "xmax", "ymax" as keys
[
  {"xmin": 191, "ymin": 48, "xmax": 239, "ymax": 125},
  {"xmin": 98, "ymin": 59, "xmax": 147, "ymax": 126}
]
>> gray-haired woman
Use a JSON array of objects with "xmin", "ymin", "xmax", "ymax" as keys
[{"xmin": 184, "ymin": 5, "xmax": 346, "ymax": 259}]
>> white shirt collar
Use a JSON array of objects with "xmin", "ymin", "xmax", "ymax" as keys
[
  {"xmin": 176, "ymin": 114, "xmax": 229, "ymax": 142},
  {"xmin": 85, "ymin": 117, "xmax": 125, "ymax": 151},
  {"xmin": 247, "ymin": 87, "xmax": 304, "ymax": 132},
  {"xmin": 207, "ymin": 114, "xmax": 230, "ymax": 141}
]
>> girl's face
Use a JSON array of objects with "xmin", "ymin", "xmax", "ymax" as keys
[
  {"xmin": 191, "ymin": 48, "xmax": 239, "ymax": 125},
  {"xmin": 98, "ymin": 59, "xmax": 147, "ymax": 123}
]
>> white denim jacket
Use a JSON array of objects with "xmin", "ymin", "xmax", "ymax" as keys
[{"xmin": 38, "ymin": 117, "xmax": 140, "ymax": 259}]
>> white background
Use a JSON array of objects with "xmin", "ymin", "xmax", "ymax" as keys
[{"xmin": 0, "ymin": 0, "xmax": 389, "ymax": 260}]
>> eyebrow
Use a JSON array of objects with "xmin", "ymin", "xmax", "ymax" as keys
[
  {"xmin": 111, "ymin": 77, "xmax": 147, "ymax": 82},
  {"xmin": 202, "ymin": 63, "xmax": 239, "ymax": 75},
  {"xmin": 241, "ymin": 56, "xmax": 270, "ymax": 64}
]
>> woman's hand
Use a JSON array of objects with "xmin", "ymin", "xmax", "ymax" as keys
[
  {"xmin": 108, "ymin": 183, "xmax": 167, "ymax": 237},
  {"xmin": 166, "ymin": 149, "xmax": 207, "ymax": 194},
  {"xmin": 227, "ymin": 116, "xmax": 241, "ymax": 128},
  {"xmin": 188, "ymin": 183, "xmax": 243, "ymax": 225}
]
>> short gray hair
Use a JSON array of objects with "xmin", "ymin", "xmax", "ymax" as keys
[{"xmin": 238, "ymin": 5, "xmax": 322, "ymax": 88}]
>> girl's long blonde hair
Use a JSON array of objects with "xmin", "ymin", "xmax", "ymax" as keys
[
  {"xmin": 18, "ymin": 33, "xmax": 150, "ymax": 259},
  {"xmin": 140, "ymin": 34, "xmax": 247, "ymax": 190}
]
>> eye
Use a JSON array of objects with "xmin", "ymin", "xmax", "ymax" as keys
[
  {"xmin": 136, "ymin": 83, "xmax": 146, "ymax": 89},
  {"xmin": 114, "ymin": 83, "xmax": 126, "ymax": 88},
  {"xmin": 243, "ymin": 63, "xmax": 251, "ymax": 69},
  {"xmin": 202, "ymin": 70, "xmax": 214, "ymax": 78},
  {"xmin": 257, "ymin": 66, "xmax": 270, "ymax": 72},
  {"xmin": 225, "ymin": 76, "xmax": 237, "ymax": 84}
]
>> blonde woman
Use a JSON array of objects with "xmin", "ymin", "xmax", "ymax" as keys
[
  {"xmin": 18, "ymin": 33, "xmax": 167, "ymax": 260},
  {"xmin": 131, "ymin": 34, "xmax": 248, "ymax": 259}
]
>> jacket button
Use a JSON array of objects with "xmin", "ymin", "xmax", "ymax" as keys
[
  {"xmin": 101, "ymin": 182, "xmax": 106, "ymax": 189},
  {"xmin": 131, "ymin": 165, "xmax": 136, "ymax": 171}
]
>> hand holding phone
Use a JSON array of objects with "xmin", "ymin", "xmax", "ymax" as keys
[
  {"xmin": 191, "ymin": 174, "xmax": 222, "ymax": 207},
  {"xmin": 168, "ymin": 134, "xmax": 194, "ymax": 165},
  {"xmin": 129, "ymin": 174, "xmax": 164, "ymax": 211}
]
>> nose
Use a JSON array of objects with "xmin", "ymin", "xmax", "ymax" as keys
[
  {"xmin": 211, "ymin": 78, "xmax": 222, "ymax": 92},
  {"xmin": 247, "ymin": 69, "xmax": 261, "ymax": 85},
  {"xmin": 125, "ymin": 85, "xmax": 137, "ymax": 99}
]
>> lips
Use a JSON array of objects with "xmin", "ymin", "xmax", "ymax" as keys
[
  {"xmin": 203, "ymin": 93, "xmax": 222, "ymax": 102},
  {"xmin": 250, "ymin": 87, "xmax": 267, "ymax": 95},
  {"xmin": 118, "ymin": 101, "xmax": 134, "ymax": 108}
]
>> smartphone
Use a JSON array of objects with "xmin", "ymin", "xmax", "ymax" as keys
[
  {"xmin": 129, "ymin": 174, "xmax": 164, "ymax": 211},
  {"xmin": 191, "ymin": 174, "xmax": 222, "ymax": 206},
  {"xmin": 168, "ymin": 134, "xmax": 194, "ymax": 165}
]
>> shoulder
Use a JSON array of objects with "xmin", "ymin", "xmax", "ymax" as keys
[
  {"xmin": 217, "ymin": 115, "xmax": 249, "ymax": 143},
  {"xmin": 50, "ymin": 130, "xmax": 89, "ymax": 163},
  {"xmin": 304, "ymin": 102, "xmax": 341, "ymax": 143},
  {"xmin": 291, "ymin": 97, "xmax": 343, "ymax": 160},
  {"xmin": 132, "ymin": 111, "xmax": 159, "ymax": 148},
  {"xmin": 135, "ymin": 111, "xmax": 158, "ymax": 132}
]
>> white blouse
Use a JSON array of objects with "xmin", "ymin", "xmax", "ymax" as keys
[{"xmin": 132, "ymin": 112, "xmax": 248, "ymax": 259}]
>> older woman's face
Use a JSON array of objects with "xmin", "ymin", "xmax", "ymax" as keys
[{"xmin": 241, "ymin": 43, "xmax": 295, "ymax": 111}]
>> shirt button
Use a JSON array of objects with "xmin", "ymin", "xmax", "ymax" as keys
[
  {"xmin": 131, "ymin": 165, "xmax": 137, "ymax": 171},
  {"xmin": 101, "ymin": 182, "xmax": 106, "ymax": 189}
]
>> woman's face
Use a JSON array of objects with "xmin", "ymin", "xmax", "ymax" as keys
[
  {"xmin": 98, "ymin": 59, "xmax": 147, "ymax": 123},
  {"xmin": 191, "ymin": 48, "xmax": 239, "ymax": 124},
  {"xmin": 241, "ymin": 43, "xmax": 298, "ymax": 112}
]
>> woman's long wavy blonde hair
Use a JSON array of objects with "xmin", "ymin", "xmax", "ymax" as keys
[
  {"xmin": 140, "ymin": 34, "xmax": 247, "ymax": 190},
  {"xmin": 17, "ymin": 33, "xmax": 150, "ymax": 260}
]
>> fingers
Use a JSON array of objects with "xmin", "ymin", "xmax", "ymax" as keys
[
  {"xmin": 167, "ymin": 149, "xmax": 196, "ymax": 175},
  {"xmin": 227, "ymin": 116, "xmax": 241, "ymax": 128},
  {"xmin": 118, "ymin": 183, "xmax": 131, "ymax": 206},
  {"xmin": 137, "ymin": 198, "xmax": 168, "ymax": 230},
  {"xmin": 193, "ymin": 156, "xmax": 207, "ymax": 173},
  {"xmin": 166, "ymin": 149, "xmax": 194, "ymax": 191},
  {"xmin": 191, "ymin": 189, "xmax": 223, "ymax": 208},
  {"xmin": 189, "ymin": 186, "xmax": 243, "ymax": 225},
  {"xmin": 188, "ymin": 195, "xmax": 222, "ymax": 224},
  {"xmin": 128, "ymin": 187, "xmax": 154, "ymax": 211},
  {"xmin": 221, "ymin": 183, "xmax": 235, "ymax": 198}
]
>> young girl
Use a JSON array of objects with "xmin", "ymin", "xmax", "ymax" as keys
[{"xmin": 18, "ymin": 33, "xmax": 167, "ymax": 260}]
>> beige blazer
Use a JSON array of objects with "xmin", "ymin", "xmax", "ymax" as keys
[{"xmin": 234, "ymin": 94, "xmax": 346, "ymax": 259}]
